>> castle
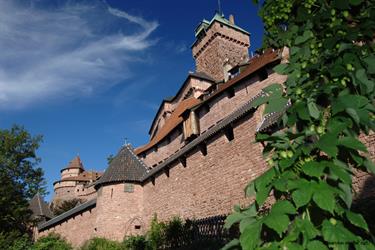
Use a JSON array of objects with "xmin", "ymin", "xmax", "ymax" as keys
[{"xmin": 34, "ymin": 12, "xmax": 375, "ymax": 247}]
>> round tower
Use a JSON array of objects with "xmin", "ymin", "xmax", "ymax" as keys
[
  {"xmin": 192, "ymin": 13, "xmax": 250, "ymax": 82},
  {"xmin": 94, "ymin": 144, "xmax": 148, "ymax": 240},
  {"xmin": 53, "ymin": 156, "xmax": 85, "ymax": 204}
]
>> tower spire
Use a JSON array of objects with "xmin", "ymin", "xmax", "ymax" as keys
[{"xmin": 217, "ymin": 0, "xmax": 222, "ymax": 15}]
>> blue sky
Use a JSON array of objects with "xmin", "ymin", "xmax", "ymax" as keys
[{"xmin": 0, "ymin": 0, "xmax": 264, "ymax": 201}]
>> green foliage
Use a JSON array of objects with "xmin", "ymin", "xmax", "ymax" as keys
[
  {"xmin": 51, "ymin": 198, "xmax": 82, "ymax": 216},
  {"xmin": 0, "ymin": 125, "xmax": 46, "ymax": 237},
  {"xmin": 225, "ymin": 0, "xmax": 375, "ymax": 249},
  {"xmin": 80, "ymin": 237, "xmax": 124, "ymax": 250},
  {"xmin": 147, "ymin": 215, "xmax": 166, "ymax": 250},
  {"xmin": 123, "ymin": 235, "xmax": 149, "ymax": 250},
  {"xmin": 0, "ymin": 231, "xmax": 32, "ymax": 250},
  {"xmin": 33, "ymin": 233, "xmax": 72, "ymax": 250}
]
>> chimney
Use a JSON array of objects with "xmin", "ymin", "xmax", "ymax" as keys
[{"xmin": 229, "ymin": 14, "xmax": 235, "ymax": 25}]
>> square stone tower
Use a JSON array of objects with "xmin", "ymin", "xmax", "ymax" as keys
[{"xmin": 192, "ymin": 13, "xmax": 250, "ymax": 82}]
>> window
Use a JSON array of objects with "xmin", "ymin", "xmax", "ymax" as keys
[
  {"xmin": 224, "ymin": 126, "xmax": 234, "ymax": 141},
  {"xmin": 124, "ymin": 184, "xmax": 134, "ymax": 193},
  {"xmin": 259, "ymin": 68, "xmax": 268, "ymax": 81},
  {"xmin": 135, "ymin": 225, "xmax": 141, "ymax": 230},
  {"xmin": 227, "ymin": 88, "xmax": 235, "ymax": 98}
]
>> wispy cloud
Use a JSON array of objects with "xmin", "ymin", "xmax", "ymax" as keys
[{"xmin": 0, "ymin": 0, "xmax": 158, "ymax": 109}]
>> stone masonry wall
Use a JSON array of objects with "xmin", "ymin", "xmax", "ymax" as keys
[
  {"xmin": 95, "ymin": 183, "xmax": 144, "ymax": 241},
  {"xmin": 38, "ymin": 206, "xmax": 97, "ymax": 247}
]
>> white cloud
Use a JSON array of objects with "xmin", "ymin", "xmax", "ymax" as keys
[{"xmin": 0, "ymin": 0, "xmax": 158, "ymax": 109}]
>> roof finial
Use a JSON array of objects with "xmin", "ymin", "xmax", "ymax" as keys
[
  {"xmin": 217, "ymin": 0, "xmax": 223, "ymax": 16},
  {"xmin": 124, "ymin": 137, "xmax": 129, "ymax": 146}
]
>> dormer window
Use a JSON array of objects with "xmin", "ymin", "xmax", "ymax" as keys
[{"xmin": 183, "ymin": 110, "xmax": 200, "ymax": 141}]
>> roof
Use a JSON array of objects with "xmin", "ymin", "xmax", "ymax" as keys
[
  {"xmin": 38, "ymin": 198, "xmax": 96, "ymax": 231},
  {"xmin": 29, "ymin": 193, "xmax": 53, "ymax": 219},
  {"xmin": 54, "ymin": 171, "xmax": 102, "ymax": 185},
  {"xmin": 137, "ymin": 50, "xmax": 281, "ymax": 156},
  {"xmin": 141, "ymin": 90, "xmax": 268, "ymax": 182},
  {"xmin": 194, "ymin": 13, "xmax": 250, "ymax": 38},
  {"xmin": 60, "ymin": 156, "xmax": 84, "ymax": 172},
  {"xmin": 256, "ymin": 101, "xmax": 291, "ymax": 132},
  {"xmin": 95, "ymin": 145, "xmax": 148, "ymax": 188},
  {"xmin": 148, "ymin": 72, "xmax": 215, "ymax": 136},
  {"xmin": 136, "ymin": 97, "xmax": 201, "ymax": 155},
  {"xmin": 192, "ymin": 49, "xmax": 281, "ymax": 110}
]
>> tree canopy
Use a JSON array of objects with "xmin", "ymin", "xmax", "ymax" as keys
[{"xmin": 0, "ymin": 125, "xmax": 46, "ymax": 235}]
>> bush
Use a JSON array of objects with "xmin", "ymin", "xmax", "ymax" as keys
[
  {"xmin": 147, "ymin": 215, "xmax": 166, "ymax": 250},
  {"xmin": 33, "ymin": 233, "xmax": 72, "ymax": 250},
  {"xmin": 80, "ymin": 237, "xmax": 123, "ymax": 250},
  {"xmin": 0, "ymin": 231, "xmax": 32, "ymax": 250},
  {"xmin": 123, "ymin": 235, "xmax": 149, "ymax": 250}
]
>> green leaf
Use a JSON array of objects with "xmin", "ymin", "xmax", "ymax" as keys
[
  {"xmin": 349, "ymin": 0, "xmax": 362, "ymax": 6},
  {"xmin": 312, "ymin": 183, "xmax": 335, "ymax": 213},
  {"xmin": 222, "ymin": 239, "xmax": 241, "ymax": 250},
  {"xmin": 355, "ymin": 69, "xmax": 374, "ymax": 93},
  {"xmin": 333, "ymin": 0, "xmax": 350, "ymax": 9},
  {"xmin": 271, "ymin": 200, "xmax": 296, "ymax": 215},
  {"xmin": 295, "ymin": 102, "xmax": 310, "ymax": 121},
  {"xmin": 263, "ymin": 83, "xmax": 283, "ymax": 97},
  {"xmin": 295, "ymin": 30, "xmax": 313, "ymax": 44},
  {"xmin": 329, "ymin": 164, "xmax": 351, "ymax": 184},
  {"xmin": 295, "ymin": 218, "xmax": 320, "ymax": 240},
  {"xmin": 363, "ymin": 55, "xmax": 375, "ymax": 74},
  {"xmin": 240, "ymin": 221, "xmax": 261, "ymax": 250},
  {"xmin": 292, "ymin": 188, "xmax": 312, "ymax": 208},
  {"xmin": 307, "ymin": 101, "xmax": 320, "ymax": 119},
  {"xmin": 338, "ymin": 183, "xmax": 352, "ymax": 208},
  {"xmin": 281, "ymin": 242, "xmax": 304, "ymax": 250},
  {"xmin": 363, "ymin": 159, "xmax": 375, "ymax": 175},
  {"xmin": 346, "ymin": 108, "xmax": 360, "ymax": 125},
  {"xmin": 245, "ymin": 181, "xmax": 255, "ymax": 197},
  {"xmin": 338, "ymin": 137, "xmax": 367, "ymax": 152},
  {"xmin": 256, "ymin": 185, "xmax": 271, "ymax": 206},
  {"xmin": 307, "ymin": 240, "xmax": 329, "ymax": 250},
  {"xmin": 264, "ymin": 213, "xmax": 290, "ymax": 236},
  {"xmin": 239, "ymin": 217, "xmax": 256, "ymax": 233},
  {"xmin": 322, "ymin": 220, "xmax": 357, "ymax": 243},
  {"xmin": 264, "ymin": 96, "xmax": 288, "ymax": 114},
  {"xmin": 355, "ymin": 241, "xmax": 375, "ymax": 250},
  {"xmin": 225, "ymin": 212, "xmax": 246, "ymax": 229},
  {"xmin": 317, "ymin": 133, "xmax": 338, "ymax": 157},
  {"xmin": 346, "ymin": 211, "xmax": 369, "ymax": 232},
  {"xmin": 302, "ymin": 161, "xmax": 326, "ymax": 178},
  {"xmin": 273, "ymin": 64, "xmax": 289, "ymax": 75}
]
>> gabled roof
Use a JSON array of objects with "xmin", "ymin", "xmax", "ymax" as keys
[
  {"xmin": 136, "ymin": 97, "xmax": 201, "ymax": 155},
  {"xmin": 94, "ymin": 145, "xmax": 148, "ymax": 188},
  {"xmin": 29, "ymin": 193, "xmax": 53, "ymax": 219},
  {"xmin": 148, "ymin": 72, "xmax": 215, "ymax": 136},
  {"xmin": 61, "ymin": 156, "xmax": 84, "ymax": 172}
]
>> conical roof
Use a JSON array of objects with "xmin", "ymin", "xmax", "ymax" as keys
[
  {"xmin": 29, "ymin": 193, "xmax": 53, "ymax": 219},
  {"xmin": 95, "ymin": 144, "xmax": 148, "ymax": 189},
  {"xmin": 61, "ymin": 156, "xmax": 84, "ymax": 172}
]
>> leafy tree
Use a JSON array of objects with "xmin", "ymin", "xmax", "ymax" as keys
[
  {"xmin": 51, "ymin": 198, "xmax": 82, "ymax": 216},
  {"xmin": 225, "ymin": 0, "xmax": 375, "ymax": 249},
  {"xmin": 0, "ymin": 125, "xmax": 46, "ymax": 236}
]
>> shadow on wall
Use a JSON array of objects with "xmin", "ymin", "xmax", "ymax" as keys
[{"xmin": 352, "ymin": 174, "xmax": 375, "ymax": 234}]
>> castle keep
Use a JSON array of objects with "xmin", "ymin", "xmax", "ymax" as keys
[{"xmin": 35, "ymin": 13, "xmax": 375, "ymax": 247}]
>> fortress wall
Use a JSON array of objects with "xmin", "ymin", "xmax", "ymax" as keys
[
  {"xmin": 199, "ymin": 72, "xmax": 287, "ymax": 134},
  {"xmin": 142, "ymin": 107, "xmax": 267, "ymax": 227},
  {"xmin": 38, "ymin": 206, "xmax": 97, "ymax": 247},
  {"xmin": 95, "ymin": 183, "xmax": 144, "ymax": 241},
  {"xmin": 142, "ymin": 129, "xmax": 184, "ymax": 167},
  {"xmin": 61, "ymin": 168, "xmax": 81, "ymax": 179}
]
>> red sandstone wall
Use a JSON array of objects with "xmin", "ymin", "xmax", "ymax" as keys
[
  {"xmin": 142, "ymin": 108, "xmax": 267, "ymax": 226},
  {"xmin": 95, "ymin": 183, "xmax": 144, "ymax": 241},
  {"xmin": 38, "ymin": 207, "xmax": 97, "ymax": 247}
]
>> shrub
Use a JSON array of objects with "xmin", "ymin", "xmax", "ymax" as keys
[
  {"xmin": 80, "ymin": 237, "xmax": 123, "ymax": 250},
  {"xmin": 32, "ymin": 233, "xmax": 72, "ymax": 250},
  {"xmin": 147, "ymin": 215, "xmax": 166, "ymax": 250},
  {"xmin": 0, "ymin": 231, "xmax": 32, "ymax": 250},
  {"xmin": 123, "ymin": 235, "xmax": 149, "ymax": 250}
]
